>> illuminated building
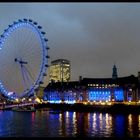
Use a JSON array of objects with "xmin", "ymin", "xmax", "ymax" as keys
[
  {"xmin": 49, "ymin": 59, "xmax": 70, "ymax": 82},
  {"xmin": 44, "ymin": 65, "xmax": 140, "ymax": 104},
  {"xmin": 44, "ymin": 81, "xmax": 79, "ymax": 104},
  {"xmin": 44, "ymin": 75, "xmax": 139, "ymax": 104}
]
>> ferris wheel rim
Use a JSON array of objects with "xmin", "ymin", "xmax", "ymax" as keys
[{"xmin": 0, "ymin": 19, "xmax": 49, "ymax": 99}]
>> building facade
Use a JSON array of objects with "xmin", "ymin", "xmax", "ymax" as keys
[
  {"xmin": 44, "ymin": 74, "xmax": 140, "ymax": 104},
  {"xmin": 44, "ymin": 65, "xmax": 140, "ymax": 104},
  {"xmin": 49, "ymin": 59, "xmax": 70, "ymax": 82}
]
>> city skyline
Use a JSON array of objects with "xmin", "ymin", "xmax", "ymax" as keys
[{"xmin": 0, "ymin": 3, "xmax": 140, "ymax": 85}]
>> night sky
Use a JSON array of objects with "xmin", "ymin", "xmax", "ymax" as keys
[{"xmin": 0, "ymin": 3, "xmax": 140, "ymax": 86}]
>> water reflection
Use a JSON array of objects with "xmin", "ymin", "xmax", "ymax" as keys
[
  {"xmin": 127, "ymin": 114, "xmax": 140, "ymax": 137},
  {"xmin": 31, "ymin": 112, "xmax": 35, "ymax": 123},
  {"xmin": 87, "ymin": 112, "xmax": 113, "ymax": 137},
  {"xmin": 59, "ymin": 112, "xmax": 66, "ymax": 136},
  {"xmin": 57, "ymin": 111, "xmax": 114, "ymax": 137},
  {"xmin": 72, "ymin": 112, "xmax": 77, "ymax": 135},
  {"xmin": 105, "ymin": 113, "xmax": 113, "ymax": 136},
  {"xmin": 128, "ymin": 114, "xmax": 133, "ymax": 137},
  {"xmin": 1, "ymin": 110, "xmax": 140, "ymax": 137},
  {"xmin": 113, "ymin": 114, "xmax": 126, "ymax": 137},
  {"xmin": 57, "ymin": 111, "xmax": 140, "ymax": 137}
]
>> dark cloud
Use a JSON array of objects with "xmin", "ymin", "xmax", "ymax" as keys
[{"xmin": 0, "ymin": 3, "xmax": 140, "ymax": 86}]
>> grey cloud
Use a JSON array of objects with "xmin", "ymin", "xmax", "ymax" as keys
[{"xmin": 0, "ymin": 3, "xmax": 140, "ymax": 84}]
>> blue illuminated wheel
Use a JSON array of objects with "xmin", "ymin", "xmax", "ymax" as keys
[{"xmin": 0, "ymin": 19, "xmax": 50, "ymax": 99}]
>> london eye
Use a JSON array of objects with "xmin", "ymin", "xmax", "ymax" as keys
[{"xmin": 0, "ymin": 19, "xmax": 49, "ymax": 99}]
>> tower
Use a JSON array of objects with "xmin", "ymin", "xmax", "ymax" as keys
[
  {"xmin": 112, "ymin": 64, "xmax": 118, "ymax": 79},
  {"xmin": 49, "ymin": 59, "xmax": 71, "ymax": 82}
]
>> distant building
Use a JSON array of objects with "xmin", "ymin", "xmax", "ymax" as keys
[
  {"xmin": 44, "ymin": 65, "xmax": 140, "ymax": 104},
  {"xmin": 49, "ymin": 59, "xmax": 70, "ymax": 82},
  {"xmin": 44, "ymin": 74, "xmax": 139, "ymax": 104},
  {"xmin": 112, "ymin": 64, "xmax": 118, "ymax": 79}
]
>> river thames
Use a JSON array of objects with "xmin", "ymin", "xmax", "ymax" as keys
[{"xmin": 0, "ymin": 109, "xmax": 139, "ymax": 137}]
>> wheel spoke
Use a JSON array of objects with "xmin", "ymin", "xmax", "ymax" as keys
[{"xmin": 0, "ymin": 19, "xmax": 48, "ymax": 98}]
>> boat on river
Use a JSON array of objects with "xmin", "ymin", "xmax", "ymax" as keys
[{"xmin": 12, "ymin": 106, "xmax": 36, "ymax": 112}]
